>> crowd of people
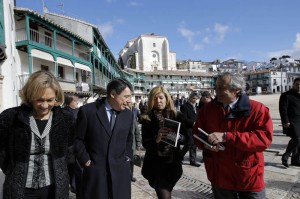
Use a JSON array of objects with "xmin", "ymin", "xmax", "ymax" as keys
[{"xmin": 0, "ymin": 70, "xmax": 298, "ymax": 199}]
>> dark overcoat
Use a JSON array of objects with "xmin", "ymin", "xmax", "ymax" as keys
[
  {"xmin": 279, "ymin": 90, "xmax": 300, "ymax": 138},
  {"xmin": 141, "ymin": 110, "xmax": 186, "ymax": 190},
  {"xmin": 180, "ymin": 102, "xmax": 196, "ymax": 144},
  {"xmin": 0, "ymin": 105, "xmax": 75, "ymax": 199},
  {"xmin": 75, "ymin": 98, "xmax": 133, "ymax": 199}
]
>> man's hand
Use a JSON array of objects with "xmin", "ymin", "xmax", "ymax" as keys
[
  {"xmin": 283, "ymin": 123, "xmax": 290, "ymax": 128},
  {"xmin": 85, "ymin": 160, "xmax": 91, "ymax": 167},
  {"xmin": 208, "ymin": 132, "xmax": 226, "ymax": 145}
]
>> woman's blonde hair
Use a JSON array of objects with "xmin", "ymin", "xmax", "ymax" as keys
[
  {"xmin": 147, "ymin": 86, "xmax": 176, "ymax": 114},
  {"xmin": 20, "ymin": 71, "xmax": 64, "ymax": 107}
]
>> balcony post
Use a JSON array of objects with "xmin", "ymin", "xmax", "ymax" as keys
[
  {"xmin": 72, "ymin": 40, "xmax": 75, "ymax": 56},
  {"xmin": 53, "ymin": 55, "xmax": 58, "ymax": 77},
  {"xmin": 280, "ymin": 67, "xmax": 283, "ymax": 94},
  {"xmin": 72, "ymin": 60, "xmax": 76, "ymax": 81},
  {"xmin": 0, "ymin": 74, "xmax": 4, "ymax": 112},
  {"xmin": 25, "ymin": 15, "xmax": 30, "ymax": 41},
  {"xmin": 27, "ymin": 46, "xmax": 32, "ymax": 74},
  {"xmin": 53, "ymin": 30, "xmax": 57, "ymax": 50}
]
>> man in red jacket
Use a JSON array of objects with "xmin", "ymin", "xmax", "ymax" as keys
[{"xmin": 193, "ymin": 72, "xmax": 273, "ymax": 199}]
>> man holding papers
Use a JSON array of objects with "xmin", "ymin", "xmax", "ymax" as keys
[{"xmin": 193, "ymin": 72, "xmax": 273, "ymax": 199}]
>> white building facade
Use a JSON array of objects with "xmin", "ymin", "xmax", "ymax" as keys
[
  {"xmin": 119, "ymin": 33, "xmax": 176, "ymax": 71},
  {"xmin": 0, "ymin": 0, "xmax": 20, "ymax": 112}
]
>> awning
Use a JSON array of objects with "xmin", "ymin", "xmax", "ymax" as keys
[
  {"xmin": 57, "ymin": 57, "xmax": 73, "ymax": 67},
  {"xmin": 31, "ymin": 49, "xmax": 54, "ymax": 62},
  {"xmin": 75, "ymin": 63, "xmax": 91, "ymax": 72}
]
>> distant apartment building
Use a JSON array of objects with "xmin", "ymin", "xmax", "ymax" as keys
[
  {"xmin": 176, "ymin": 60, "xmax": 209, "ymax": 72},
  {"xmin": 270, "ymin": 55, "xmax": 299, "ymax": 68},
  {"xmin": 118, "ymin": 33, "xmax": 176, "ymax": 71},
  {"xmin": 217, "ymin": 59, "xmax": 245, "ymax": 73},
  {"xmin": 125, "ymin": 68, "xmax": 214, "ymax": 102},
  {"xmin": 244, "ymin": 69, "xmax": 300, "ymax": 94}
]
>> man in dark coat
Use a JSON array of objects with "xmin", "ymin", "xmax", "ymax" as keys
[
  {"xmin": 180, "ymin": 92, "xmax": 201, "ymax": 167},
  {"xmin": 126, "ymin": 101, "xmax": 142, "ymax": 182},
  {"xmin": 279, "ymin": 77, "xmax": 300, "ymax": 167},
  {"xmin": 63, "ymin": 93, "xmax": 80, "ymax": 194},
  {"xmin": 75, "ymin": 78, "xmax": 133, "ymax": 199}
]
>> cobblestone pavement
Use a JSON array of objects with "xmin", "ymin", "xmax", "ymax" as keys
[{"xmin": 67, "ymin": 94, "xmax": 300, "ymax": 199}]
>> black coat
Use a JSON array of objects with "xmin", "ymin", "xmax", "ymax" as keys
[
  {"xmin": 141, "ymin": 110, "xmax": 186, "ymax": 190},
  {"xmin": 180, "ymin": 103, "xmax": 196, "ymax": 130},
  {"xmin": 0, "ymin": 105, "xmax": 75, "ymax": 199},
  {"xmin": 279, "ymin": 89, "xmax": 300, "ymax": 137},
  {"xmin": 75, "ymin": 98, "xmax": 133, "ymax": 199},
  {"xmin": 180, "ymin": 102, "xmax": 197, "ymax": 145}
]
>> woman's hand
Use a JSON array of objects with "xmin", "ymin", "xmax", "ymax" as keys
[{"xmin": 155, "ymin": 127, "xmax": 169, "ymax": 143}]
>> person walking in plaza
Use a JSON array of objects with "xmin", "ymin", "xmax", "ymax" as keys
[
  {"xmin": 131, "ymin": 102, "xmax": 140, "ymax": 121},
  {"xmin": 126, "ymin": 101, "xmax": 142, "ymax": 182},
  {"xmin": 74, "ymin": 78, "xmax": 133, "ymax": 199},
  {"xmin": 197, "ymin": 91, "xmax": 213, "ymax": 111},
  {"xmin": 193, "ymin": 72, "xmax": 273, "ymax": 199},
  {"xmin": 140, "ymin": 86, "xmax": 186, "ymax": 199},
  {"xmin": 63, "ymin": 93, "xmax": 80, "ymax": 195},
  {"xmin": 279, "ymin": 77, "xmax": 300, "ymax": 167},
  {"xmin": 0, "ymin": 70, "xmax": 75, "ymax": 199},
  {"xmin": 180, "ymin": 92, "xmax": 201, "ymax": 167},
  {"xmin": 174, "ymin": 94, "xmax": 182, "ymax": 111}
]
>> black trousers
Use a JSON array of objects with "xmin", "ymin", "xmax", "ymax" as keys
[
  {"xmin": 181, "ymin": 131, "xmax": 197, "ymax": 163},
  {"xmin": 283, "ymin": 138, "xmax": 300, "ymax": 164},
  {"xmin": 24, "ymin": 185, "xmax": 55, "ymax": 199}
]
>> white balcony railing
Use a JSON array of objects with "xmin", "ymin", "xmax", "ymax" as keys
[
  {"xmin": 16, "ymin": 28, "xmax": 89, "ymax": 61},
  {"xmin": 18, "ymin": 74, "xmax": 92, "ymax": 93}
]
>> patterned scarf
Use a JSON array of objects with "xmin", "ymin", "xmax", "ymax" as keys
[{"xmin": 153, "ymin": 109, "xmax": 174, "ymax": 161}]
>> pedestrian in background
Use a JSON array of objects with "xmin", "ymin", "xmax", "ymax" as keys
[
  {"xmin": 174, "ymin": 94, "xmax": 182, "ymax": 111},
  {"xmin": 0, "ymin": 70, "xmax": 75, "ymax": 199},
  {"xmin": 63, "ymin": 93, "xmax": 79, "ymax": 117},
  {"xmin": 138, "ymin": 102, "xmax": 148, "ymax": 123},
  {"xmin": 75, "ymin": 78, "xmax": 133, "ymax": 199},
  {"xmin": 180, "ymin": 92, "xmax": 201, "ymax": 167},
  {"xmin": 140, "ymin": 86, "xmax": 186, "ymax": 199},
  {"xmin": 197, "ymin": 91, "xmax": 213, "ymax": 110},
  {"xmin": 279, "ymin": 77, "xmax": 300, "ymax": 167},
  {"xmin": 131, "ymin": 102, "xmax": 140, "ymax": 121},
  {"xmin": 63, "ymin": 93, "xmax": 80, "ymax": 195},
  {"xmin": 193, "ymin": 72, "xmax": 273, "ymax": 199},
  {"xmin": 126, "ymin": 101, "xmax": 142, "ymax": 182}
]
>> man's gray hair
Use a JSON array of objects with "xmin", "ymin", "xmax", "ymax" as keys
[{"xmin": 219, "ymin": 72, "xmax": 246, "ymax": 95}]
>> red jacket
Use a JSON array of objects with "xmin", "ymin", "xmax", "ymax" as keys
[{"xmin": 193, "ymin": 95, "xmax": 273, "ymax": 192}]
